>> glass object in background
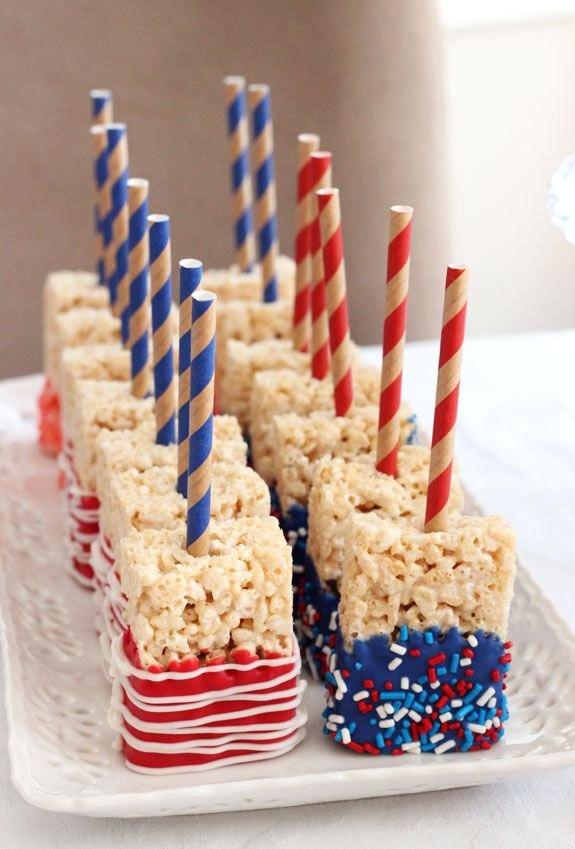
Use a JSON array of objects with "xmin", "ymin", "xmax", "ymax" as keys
[{"xmin": 547, "ymin": 153, "xmax": 575, "ymax": 244}]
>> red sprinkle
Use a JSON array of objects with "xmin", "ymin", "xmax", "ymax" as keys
[
  {"xmin": 348, "ymin": 742, "xmax": 364, "ymax": 753},
  {"xmin": 491, "ymin": 669, "xmax": 501, "ymax": 682},
  {"xmin": 500, "ymin": 653, "xmax": 512, "ymax": 664},
  {"xmin": 363, "ymin": 679, "xmax": 375, "ymax": 689},
  {"xmin": 441, "ymin": 685, "xmax": 455, "ymax": 698},
  {"xmin": 364, "ymin": 743, "xmax": 381, "ymax": 756},
  {"xmin": 428, "ymin": 668, "xmax": 438, "ymax": 684},
  {"xmin": 370, "ymin": 689, "xmax": 379, "ymax": 702},
  {"xmin": 342, "ymin": 669, "xmax": 351, "ymax": 678},
  {"xmin": 358, "ymin": 702, "xmax": 373, "ymax": 714},
  {"xmin": 384, "ymin": 681, "xmax": 393, "ymax": 690},
  {"xmin": 409, "ymin": 649, "xmax": 421, "ymax": 657},
  {"xmin": 464, "ymin": 669, "xmax": 474, "ymax": 677},
  {"xmin": 428, "ymin": 653, "xmax": 446, "ymax": 667},
  {"xmin": 462, "ymin": 648, "xmax": 475, "ymax": 658}
]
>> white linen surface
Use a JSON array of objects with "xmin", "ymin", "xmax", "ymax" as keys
[{"xmin": 0, "ymin": 331, "xmax": 573, "ymax": 848}]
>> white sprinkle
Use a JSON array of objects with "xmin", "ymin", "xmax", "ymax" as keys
[
  {"xmin": 329, "ymin": 610, "xmax": 338, "ymax": 631},
  {"xmin": 326, "ymin": 722, "xmax": 338, "ymax": 732},
  {"xmin": 329, "ymin": 652, "xmax": 337, "ymax": 672},
  {"xmin": 385, "ymin": 703, "xmax": 395, "ymax": 715},
  {"xmin": 400, "ymin": 676, "xmax": 410, "ymax": 690},
  {"xmin": 315, "ymin": 634, "xmax": 324, "ymax": 648},
  {"xmin": 293, "ymin": 563, "xmax": 304, "ymax": 574},
  {"xmin": 451, "ymin": 699, "xmax": 463, "ymax": 708},
  {"xmin": 467, "ymin": 722, "xmax": 486, "ymax": 734},
  {"xmin": 298, "ymin": 527, "xmax": 307, "ymax": 537},
  {"xmin": 477, "ymin": 686, "xmax": 496, "ymax": 707},
  {"xmin": 391, "ymin": 643, "xmax": 407, "ymax": 656},
  {"xmin": 411, "ymin": 683, "xmax": 423, "ymax": 693},
  {"xmin": 408, "ymin": 710, "xmax": 422, "ymax": 722},
  {"xmin": 327, "ymin": 696, "xmax": 335, "ymax": 708},
  {"xmin": 488, "ymin": 697, "xmax": 497, "ymax": 709},
  {"xmin": 334, "ymin": 670, "xmax": 347, "ymax": 694},
  {"xmin": 435, "ymin": 739, "xmax": 456, "ymax": 755},
  {"xmin": 460, "ymin": 658, "xmax": 472, "ymax": 667},
  {"xmin": 439, "ymin": 711, "xmax": 453, "ymax": 723},
  {"xmin": 394, "ymin": 707, "xmax": 408, "ymax": 722},
  {"xmin": 376, "ymin": 706, "xmax": 387, "ymax": 719},
  {"xmin": 468, "ymin": 634, "xmax": 478, "ymax": 647},
  {"xmin": 353, "ymin": 690, "xmax": 369, "ymax": 702},
  {"xmin": 425, "ymin": 705, "xmax": 433, "ymax": 714},
  {"xmin": 341, "ymin": 727, "xmax": 351, "ymax": 744},
  {"xmin": 493, "ymin": 716, "xmax": 501, "ymax": 728},
  {"xmin": 402, "ymin": 741, "xmax": 421, "ymax": 752},
  {"xmin": 378, "ymin": 719, "xmax": 395, "ymax": 728},
  {"xmin": 388, "ymin": 657, "xmax": 402, "ymax": 671},
  {"xmin": 335, "ymin": 690, "xmax": 343, "ymax": 701},
  {"xmin": 485, "ymin": 719, "xmax": 493, "ymax": 730},
  {"xmin": 329, "ymin": 714, "xmax": 344, "ymax": 724},
  {"xmin": 322, "ymin": 646, "xmax": 330, "ymax": 655},
  {"xmin": 429, "ymin": 732, "xmax": 445, "ymax": 744},
  {"xmin": 430, "ymin": 680, "xmax": 440, "ymax": 689}
]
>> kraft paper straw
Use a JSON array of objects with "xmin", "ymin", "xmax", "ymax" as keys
[
  {"xmin": 149, "ymin": 214, "xmax": 176, "ymax": 445},
  {"xmin": 105, "ymin": 123, "xmax": 130, "ymax": 344},
  {"xmin": 292, "ymin": 133, "xmax": 320, "ymax": 352},
  {"xmin": 177, "ymin": 258, "xmax": 204, "ymax": 498},
  {"xmin": 90, "ymin": 125, "xmax": 110, "ymax": 286},
  {"xmin": 128, "ymin": 178, "xmax": 151, "ymax": 398},
  {"xmin": 376, "ymin": 205, "xmax": 413, "ymax": 476},
  {"xmin": 317, "ymin": 187, "xmax": 354, "ymax": 417},
  {"xmin": 186, "ymin": 291, "xmax": 217, "ymax": 556},
  {"xmin": 224, "ymin": 76, "xmax": 256, "ymax": 272},
  {"xmin": 425, "ymin": 265, "xmax": 469, "ymax": 532},
  {"xmin": 248, "ymin": 84, "xmax": 278, "ymax": 302},
  {"xmin": 90, "ymin": 89, "xmax": 113, "ymax": 125}
]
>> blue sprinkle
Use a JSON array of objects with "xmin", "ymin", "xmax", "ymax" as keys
[
  {"xmin": 431, "ymin": 721, "xmax": 441, "ymax": 735},
  {"xmin": 402, "ymin": 720, "xmax": 410, "ymax": 729},
  {"xmin": 419, "ymin": 691, "xmax": 429, "ymax": 703},
  {"xmin": 437, "ymin": 666, "xmax": 447, "ymax": 676},
  {"xmin": 429, "ymin": 693, "xmax": 440, "ymax": 704},
  {"xmin": 376, "ymin": 732, "xmax": 385, "ymax": 749},
  {"xmin": 463, "ymin": 684, "xmax": 482, "ymax": 704},
  {"xmin": 399, "ymin": 625, "xmax": 409, "ymax": 642},
  {"xmin": 486, "ymin": 707, "xmax": 496, "ymax": 720},
  {"xmin": 450, "ymin": 653, "xmax": 460, "ymax": 673},
  {"xmin": 455, "ymin": 704, "xmax": 473, "ymax": 720},
  {"xmin": 401, "ymin": 728, "xmax": 411, "ymax": 743},
  {"xmin": 421, "ymin": 742, "xmax": 436, "ymax": 752},
  {"xmin": 349, "ymin": 722, "xmax": 357, "ymax": 733},
  {"xmin": 468, "ymin": 710, "xmax": 478, "ymax": 721},
  {"xmin": 335, "ymin": 730, "xmax": 342, "ymax": 742},
  {"xmin": 460, "ymin": 740, "xmax": 473, "ymax": 752},
  {"xmin": 464, "ymin": 730, "xmax": 473, "ymax": 742},
  {"xmin": 322, "ymin": 726, "xmax": 331, "ymax": 735},
  {"xmin": 404, "ymin": 693, "xmax": 415, "ymax": 709},
  {"xmin": 418, "ymin": 675, "xmax": 428, "ymax": 685},
  {"xmin": 383, "ymin": 726, "xmax": 396, "ymax": 740},
  {"xmin": 369, "ymin": 718, "xmax": 377, "ymax": 726},
  {"xmin": 325, "ymin": 672, "xmax": 336, "ymax": 686},
  {"xmin": 413, "ymin": 701, "xmax": 424, "ymax": 713},
  {"xmin": 478, "ymin": 709, "xmax": 487, "ymax": 726},
  {"xmin": 424, "ymin": 631, "xmax": 434, "ymax": 645},
  {"xmin": 354, "ymin": 662, "xmax": 363, "ymax": 670},
  {"xmin": 380, "ymin": 692, "xmax": 406, "ymax": 700},
  {"xmin": 395, "ymin": 735, "xmax": 404, "ymax": 746}
]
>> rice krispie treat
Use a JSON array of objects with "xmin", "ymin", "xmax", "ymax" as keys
[
  {"xmin": 51, "ymin": 308, "xmax": 121, "ymax": 392},
  {"xmin": 201, "ymin": 254, "xmax": 295, "ymax": 302},
  {"xmin": 301, "ymin": 448, "xmax": 463, "ymax": 678},
  {"xmin": 325, "ymin": 513, "xmax": 515, "ymax": 755},
  {"xmin": 60, "ymin": 345, "xmax": 131, "ymax": 436},
  {"xmin": 249, "ymin": 365, "xmax": 390, "ymax": 485},
  {"xmin": 220, "ymin": 339, "xmax": 309, "ymax": 429},
  {"xmin": 108, "ymin": 518, "xmax": 306, "ymax": 772},
  {"xmin": 215, "ymin": 299, "xmax": 292, "ymax": 403}
]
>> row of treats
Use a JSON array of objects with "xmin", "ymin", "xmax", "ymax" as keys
[{"xmin": 39, "ymin": 80, "xmax": 516, "ymax": 772}]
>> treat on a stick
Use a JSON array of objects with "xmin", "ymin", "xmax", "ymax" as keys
[
  {"xmin": 128, "ymin": 178, "xmax": 151, "ymax": 399},
  {"xmin": 310, "ymin": 152, "xmax": 333, "ymax": 380},
  {"xmin": 325, "ymin": 263, "xmax": 516, "ymax": 755},
  {"xmin": 177, "ymin": 260, "xmax": 203, "ymax": 497},
  {"xmin": 292, "ymin": 133, "xmax": 320, "ymax": 353},
  {"xmin": 105, "ymin": 123, "xmax": 130, "ymax": 343}
]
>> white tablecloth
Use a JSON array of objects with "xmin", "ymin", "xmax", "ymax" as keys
[{"xmin": 1, "ymin": 330, "xmax": 574, "ymax": 848}]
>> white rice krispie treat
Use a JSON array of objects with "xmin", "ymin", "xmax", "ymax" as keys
[
  {"xmin": 67, "ymin": 380, "xmax": 155, "ymax": 491},
  {"xmin": 120, "ymin": 517, "xmax": 293, "ymax": 667},
  {"xmin": 273, "ymin": 404, "xmax": 415, "ymax": 512},
  {"xmin": 201, "ymin": 254, "xmax": 294, "ymax": 302},
  {"xmin": 60, "ymin": 345, "xmax": 131, "ymax": 432},
  {"xmin": 220, "ymin": 339, "xmax": 310, "ymax": 429},
  {"xmin": 43, "ymin": 271, "xmax": 106, "ymax": 381},
  {"xmin": 94, "ymin": 415, "xmax": 247, "ymax": 502},
  {"xmin": 308, "ymin": 447, "xmax": 464, "ymax": 583},
  {"xmin": 249, "ymin": 365, "xmax": 382, "ymax": 485},
  {"xmin": 100, "ymin": 462, "xmax": 270, "ymax": 553},
  {"xmin": 215, "ymin": 299, "xmax": 293, "ymax": 397},
  {"xmin": 339, "ymin": 513, "xmax": 516, "ymax": 646},
  {"xmin": 51, "ymin": 308, "xmax": 120, "ymax": 390}
]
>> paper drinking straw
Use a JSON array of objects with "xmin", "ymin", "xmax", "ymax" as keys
[
  {"xmin": 248, "ymin": 84, "xmax": 278, "ymax": 302},
  {"xmin": 90, "ymin": 89, "xmax": 113, "ymax": 125},
  {"xmin": 292, "ymin": 133, "xmax": 320, "ymax": 352},
  {"xmin": 148, "ymin": 214, "xmax": 176, "ymax": 446},
  {"xmin": 177, "ymin": 259, "xmax": 204, "ymax": 498},
  {"xmin": 309, "ymin": 151, "xmax": 333, "ymax": 379},
  {"xmin": 376, "ymin": 205, "xmax": 413, "ymax": 476},
  {"xmin": 317, "ymin": 187, "xmax": 354, "ymax": 417},
  {"xmin": 90, "ymin": 125, "xmax": 110, "ymax": 286},
  {"xmin": 424, "ymin": 264, "xmax": 469, "ymax": 532},
  {"xmin": 106, "ymin": 123, "xmax": 130, "ymax": 344},
  {"xmin": 128, "ymin": 178, "xmax": 151, "ymax": 399},
  {"xmin": 223, "ymin": 76, "xmax": 256, "ymax": 272},
  {"xmin": 186, "ymin": 291, "xmax": 217, "ymax": 556}
]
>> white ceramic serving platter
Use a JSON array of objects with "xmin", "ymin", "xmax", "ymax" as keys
[{"xmin": 1, "ymin": 439, "xmax": 575, "ymax": 818}]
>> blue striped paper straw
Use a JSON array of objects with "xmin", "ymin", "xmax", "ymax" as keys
[
  {"xmin": 223, "ymin": 76, "xmax": 256, "ymax": 272},
  {"xmin": 128, "ymin": 178, "xmax": 151, "ymax": 398},
  {"xmin": 148, "ymin": 214, "xmax": 176, "ymax": 445},
  {"xmin": 248, "ymin": 84, "xmax": 279, "ymax": 302},
  {"xmin": 186, "ymin": 291, "xmax": 216, "ymax": 555},
  {"xmin": 177, "ymin": 259, "xmax": 203, "ymax": 498},
  {"xmin": 90, "ymin": 89, "xmax": 113, "ymax": 125},
  {"xmin": 106, "ymin": 123, "xmax": 130, "ymax": 345},
  {"xmin": 90, "ymin": 125, "xmax": 110, "ymax": 286}
]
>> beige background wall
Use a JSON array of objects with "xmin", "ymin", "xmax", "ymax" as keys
[
  {"xmin": 0, "ymin": 0, "xmax": 449, "ymax": 379},
  {"xmin": 444, "ymin": 14, "xmax": 575, "ymax": 335}
]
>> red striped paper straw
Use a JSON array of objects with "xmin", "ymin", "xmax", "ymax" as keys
[
  {"xmin": 292, "ymin": 133, "xmax": 320, "ymax": 352},
  {"xmin": 310, "ymin": 152, "xmax": 332, "ymax": 380},
  {"xmin": 376, "ymin": 205, "xmax": 413, "ymax": 476},
  {"xmin": 424, "ymin": 264, "xmax": 469, "ymax": 532},
  {"xmin": 317, "ymin": 187, "xmax": 354, "ymax": 417}
]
